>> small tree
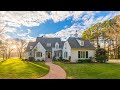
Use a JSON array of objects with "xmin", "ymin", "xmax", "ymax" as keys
[{"xmin": 95, "ymin": 48, "xmax": 108, "ymax": 63}]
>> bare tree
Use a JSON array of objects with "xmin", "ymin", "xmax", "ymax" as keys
[{"xmin": 14, "ymin": 38, "xmax": 27, "ymax": 59}]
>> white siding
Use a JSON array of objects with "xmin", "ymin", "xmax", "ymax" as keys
[
  {"xmin": 25, "ymin": 51, "xmax": 33, "ymax": 59},
  {"xmin": 32, "ymin": 42, "xmax": 46, "ymax": 61},
  {"xmin": 62, "ymin": 41, "xmax": 71, "ymax": 60},
  {"xmin": 71, "ymin": 49, "xmax": 95, "ymax": 62}
]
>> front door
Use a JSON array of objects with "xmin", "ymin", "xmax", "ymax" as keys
[{"xmin": 48, "ymin": 52, "xmax": 51, "ymax": 58}]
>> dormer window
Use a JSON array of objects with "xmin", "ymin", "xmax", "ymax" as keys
[
  {"xmin": 47, "ymin": 43, "xmax": 51, "ymax": 47},
  {"xmin": 77, "ymin": 39, "xmax": 84, "ymax": 46},
  {"xmin": 55, "ymin": 42, "xmax": 59, "ymax": 49},
  {"xmin": 30, "ymin": 46, "xmax": 33, "ymax": 49},
  {"xmin": 64, "ymin": 42, "xmax": 67, "ymax": 49},
  {"xmin": 80, "ymin": 41, "xmax": 84, "ymax": 46}
]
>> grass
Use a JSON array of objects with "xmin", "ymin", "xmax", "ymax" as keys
[
  {"xmin": 0, "ymin": 58, "xmax": 49, "ymax": 79},
  {"xmin": 54, "ymin": 61, "xmax": 120, "ymax": 79}
]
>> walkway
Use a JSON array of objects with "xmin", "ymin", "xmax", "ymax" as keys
[
  {"xmin": 39, "ymin": 59, "xmax": 66, "ymax": 79},
  {"xmin": 107, "ymin": 59, "xmax": 120, "ymax": 64}
]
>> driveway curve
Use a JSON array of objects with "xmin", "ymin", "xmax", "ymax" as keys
[{"xmin": 39, "ymin": 61, "xmax": 66, "ymax": 79}]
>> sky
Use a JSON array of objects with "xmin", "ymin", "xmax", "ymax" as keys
[{"xmin": 0, "ymin": 11, "xmax": 120, "ymax": 41}]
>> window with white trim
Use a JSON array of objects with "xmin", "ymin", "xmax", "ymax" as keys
[
  {"xmin": 55, "ymin": 43, "xmax": 59, "ymax": 49},
  {"xmin": 64, "ymin": 52, "xmax": 67, "ymax": 58},
  {"xmin": 47, "ymin": 43, "xmax": 51, "ymax": 47},
  {"xmin": 36, "ymin": 52, "xmax": 42, "ymax": 57},
  {"xmin": 29, "ymin": 52, "xmax": 32, "ymax": 56},
  {"xmin": 80, "ymin": 41, "xmax": 84, "ymax": 46},
  {"xmin": 78, "ymin": 51, "xmax": 88, "ymax": 58}
]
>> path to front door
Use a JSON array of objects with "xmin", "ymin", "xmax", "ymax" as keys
[{"xmin": 39, "ymin": 59, "xmax": 66, "ymax": 79}]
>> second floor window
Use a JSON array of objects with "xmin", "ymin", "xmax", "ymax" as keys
[
  {"xmin": 47, "ymin": 43, "xmax": 51, "ymax": 47},
  {"xmin": 80, "ymin": 41, "xmax": 84, "ymax": 46},
  {"xmin": 56, "ymin": 44, "xmax": 59, "ymax": 49}
]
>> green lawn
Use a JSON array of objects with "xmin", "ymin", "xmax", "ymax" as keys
[
  {"xmin": 54, "ymin": 61, "xmax": 120, "ymax": 79},
  {"xmin": 0, "ymin": 58, "xmax": 49, "ymax": 79}
]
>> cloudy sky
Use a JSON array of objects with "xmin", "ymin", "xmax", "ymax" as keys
[{"xmin": 0, "ymin": 11, "xmax": 120, "ymax": 41}]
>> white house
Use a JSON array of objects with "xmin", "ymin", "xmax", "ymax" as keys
[
  {"xmin": 26, "ymin": 36, "xmax": 95, "ymax": 62},
  {"xmin": 62, "ymin": 37, "xmax": 95, "ymax": 62}
]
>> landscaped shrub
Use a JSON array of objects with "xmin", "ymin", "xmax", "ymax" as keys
[
  {"xmin": 53, "ymin": 56, "xmax": 56, "ymax": 61},
  {"xmin": 63, "ymin": 59, "xmax": 70, "ymax": 63},
  {"xmin": 25, "ymin": 59, "xmax": 28, "ymax": 61},
  {"xmin": 37, "ymin": 59, "xmax": 40, "ymax": 61},
  {"xmin": 59, "ymin": 57, "xmax": 63, "ymax": 60},
  {"xmin": 69, "ymin": 56, "xmax": 71, "ymax": 61},
  {"xmin": 95, "ymin": 48, "xmax": 108, "ymax": 63},
  {"xmin": 42, "ymin": 58, "xmax": 45, "ymax": 62},
  {"xmin": 28, "ymin": 57, "xmax": 35, "ymax": 61},
  {"xmin": 78, "ymin": 59, "xmax": 91, "ymax": 63}
]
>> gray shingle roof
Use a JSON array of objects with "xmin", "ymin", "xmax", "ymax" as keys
[
  {"xmin": 26, "ymin": 42, "xmax": 36, "ymax": 52},
  {"xmin": 36, "ymin": 37, "xmax": 64, "ymax": 51},
  {"xmin": 67, "ymin": 37, "xmax": 95, "ymax": 49}
]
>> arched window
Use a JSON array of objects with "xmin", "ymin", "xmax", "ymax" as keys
[{"xmin": 55, "ymin": 42, "xmax": 59, "ymax": 49}]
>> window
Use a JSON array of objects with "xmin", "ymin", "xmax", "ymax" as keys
[
  {"xmin": 78, "ymin": 51, "xmax": 80, "ymax": 58},
  {"xmin": 55, "ymin": 42, "xmax": 59, "ymax": 49},
  {"xmin": 64, "ymin": 52, "xmax": 65, "ymax": 58},
  {"xmin": 30, "ymin": 46, "xmax": 33, "ymax": 49},
  {"xmin": 36, "ymin": 52, "xmax": 42, "ymax": 57},
  {"xmin": 77, "ymin": 39, "xmax": 84, "ymax": 46},
  {"xmin": 56, "ymin": 45, "xmax": 59, "ymax": 49},
  {"xmin": 47, "ymin": 43, "xmax": 51, "ymax": 47},
  {"xmin": 80, "ymin": 41, "xmax": 84, "ymax": 46},
  {"xmin": 29, "ymin": 52, "xmax": 32, "ymax": 56},
  {"xmin": 64, "ymin": 52, "xmax": 67, "ymax": 58},
  {"xmin": 36, "ymin": 52, "xmax": 40, "ymax": 57},
  {"xmin": 66, "ymin": 52, "xmax": 67, "ymax": 58},
  {"xmin": 41, "ymin": 52, "xmax": 42, "ymax": 57},
  {"xmin": 78, "ymin": 51, "xmax": 88, "ymax": 58},
  {"xmin": 64, "ymin": 43, "xmax": 67, "ymax": 49},
  {"xmin": 86, "ymin": 51, "xmax": 88, "ymax": 58}
]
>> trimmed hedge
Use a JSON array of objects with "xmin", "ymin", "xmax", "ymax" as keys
[
  {"xmin": 28, "ymin": 57, "xmax": 35, "ymax": 61},
  {"xmin": 78, "ymin": 59, "xmax": 91, "ymax": 63}
]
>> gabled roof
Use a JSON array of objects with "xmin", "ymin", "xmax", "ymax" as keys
[
  {"xmin": 36, "ymin": 37, "xmax": 64, "ymax": 51},
  {"xmin": 26, "ymin": 42, "xmax": 36, "ymax": 52},
  {"xmin": 67, "ymin": 37, "xmax": 95, "ymax": 49}
]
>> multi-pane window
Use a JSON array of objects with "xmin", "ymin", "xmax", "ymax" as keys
[
  {"xmin": 80, "ymin": 41, "xmax": 84, "ymax": 46},
  {"xmin": 29, "ymin": 52, "xmax": 32, "ymax": 56},
  {"xmin": 47, "ymin": 43, "xmax": 51, "ymax": 47},
  {"xmin": 56, "ymin": 44, "xmax": 59, "ymax": 49},
  {"xmin": 36, "ymin": 52, "xmax": 42, "ymax": 57},
  {"xmin": 78, "ymin": 51, "xmax": 88, "ymax": 58},
  {"xmin": 64, "ymin": 52, "xmax": 67, "ymax": 58}
]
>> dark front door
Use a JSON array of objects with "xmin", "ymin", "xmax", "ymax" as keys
[{"xmin": 48, "ymin": 52, "xmax": 51, "ymax": 58}]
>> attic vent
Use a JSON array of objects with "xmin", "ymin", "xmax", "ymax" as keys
[{"xmin": 47, "ymin": 43, "xmax": 51, "ymax": 47}]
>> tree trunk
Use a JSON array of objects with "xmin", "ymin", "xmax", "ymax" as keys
[
  {"xmin": 96, "ymin": 37, "xmax": 99, "ymax": 48},
  {"xmin": 104, "ymin": 40, "xmax": 105, "ymax": 49},
  {"xmin": 3, "ymin": 54, "xmax": 4, "ymax": 60},
  {"xmin": 115, "ymin": 38, "xmax": 118, "ymax": 59}
]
